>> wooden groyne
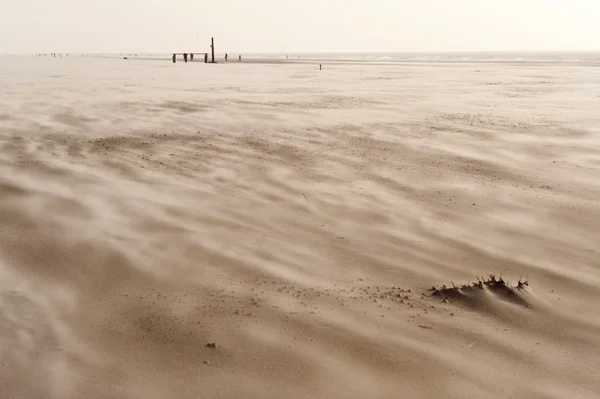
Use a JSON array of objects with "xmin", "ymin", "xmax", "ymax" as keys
[
  {"xmin": 172, "ymin": 52, "xmax": 210, "ymax": 63},
  {"xmin": 172, "ymin": 37, "xmax": 217, "ymax": 63}
]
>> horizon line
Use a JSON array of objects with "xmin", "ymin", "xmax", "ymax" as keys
[{"xmin": 2, "ymin": 49, "xmax": 600, "ymax": 55}]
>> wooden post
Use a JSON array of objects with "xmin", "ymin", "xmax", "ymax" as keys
[{"xmin": 211, "ymin": 37, "xmax": 215, "ymax": 63}]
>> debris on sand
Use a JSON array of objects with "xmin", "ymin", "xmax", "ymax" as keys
[{"xmin": 428, "ymin": 275, "xmax": 530, "ymax": 307}]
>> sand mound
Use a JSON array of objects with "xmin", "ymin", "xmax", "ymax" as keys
[{"xmin": 430, "ymin": 275, "xmax": 530, "ymax": 308}]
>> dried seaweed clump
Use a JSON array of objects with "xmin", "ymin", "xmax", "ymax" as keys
[{"xmin": 429, "ymin": 274, "xmax": 529, "ymax": 299}]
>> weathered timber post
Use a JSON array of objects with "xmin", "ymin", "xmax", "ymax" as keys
[
  {"xmin": 204, "ymin": 53, "xmax": 208, "ymax": 63},
  {"xmin": 211, "ymin": 37, "xmax": 215, "ymax": 63}
]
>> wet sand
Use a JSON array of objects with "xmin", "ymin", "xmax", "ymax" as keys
[{"xmin": 1, "ymin": 56, "xmax": 600, "ymax": 398}]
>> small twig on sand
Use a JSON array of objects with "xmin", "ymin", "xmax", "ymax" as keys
[{"xmin": 302, "ymin": 193, "xmax": 308, "ymax": 203}]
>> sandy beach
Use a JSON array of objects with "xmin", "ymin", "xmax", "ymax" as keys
[{"xmin": 1, "ymin": 56, "xmax": 599, "ymax": 398}]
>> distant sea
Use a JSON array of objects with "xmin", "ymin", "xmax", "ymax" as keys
[
  {"xmin": 243, "ymin": 51, "xmax": 600, "ymax": 63},
  {"xmin": 5, "ymin": 51, "xmax": 600, "ymax": 63}
]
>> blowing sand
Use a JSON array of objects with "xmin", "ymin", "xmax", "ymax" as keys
[{"xmin": 1, "ymin": 56, "xmax": 600, "ymax": 399}]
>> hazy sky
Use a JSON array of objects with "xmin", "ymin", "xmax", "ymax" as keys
[{"xmin": 1, "ymin": 0, "xmax": 599, "ymax": 53}]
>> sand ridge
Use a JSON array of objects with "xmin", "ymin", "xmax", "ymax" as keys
[{"xmin": 1, "ymin": 56, "xmax": 600, "ymax": 398}]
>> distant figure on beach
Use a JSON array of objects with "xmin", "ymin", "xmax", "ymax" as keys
[
  {"xmin": 319, "ymin": 64, "xmax": 322, "ymax": 70},
  {"xmin": 172, "ymin": 54, "xmax": 176, "ymax": 63},
  {"xmin": 183, "ymin": 53, "xmax": 188, "ymax": 63},
  {"xmin": 225, "ymin": 53, "xmax": 228, "ymax": 62},
  {"xmin": 190, "ymin": 53, "xmax": 194, "ymax": 62},
  {"xmin": 238, "ymin": 55, "xmax": 242, "ymax": 62},
  {"xmin": 204, "ymin": 53, "xmax": 208, "ymax": 63}
]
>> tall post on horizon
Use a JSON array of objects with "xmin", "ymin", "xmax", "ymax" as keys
[{"xmin": 211, "ymin": 37, "xmax": 215, "ymax": 63}]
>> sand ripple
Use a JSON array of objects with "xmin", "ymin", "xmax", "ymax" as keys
[{"xmin": 1, "ymin": 57, "xmax": 600, "ymax": 398}]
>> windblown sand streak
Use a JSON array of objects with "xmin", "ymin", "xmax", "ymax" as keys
[{"xmin": 1, "ymin": 57, "xmax": 599, "ymax": 398}]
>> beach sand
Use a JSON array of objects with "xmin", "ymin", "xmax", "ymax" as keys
[{"xmin": 1, "ymin": 56, "xmax": 599, "ymax": 398}]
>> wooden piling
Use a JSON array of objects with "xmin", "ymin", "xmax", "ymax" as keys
[{"xmin": 211, "ymin": 37, "xmax": 215, "ymax": 63}]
